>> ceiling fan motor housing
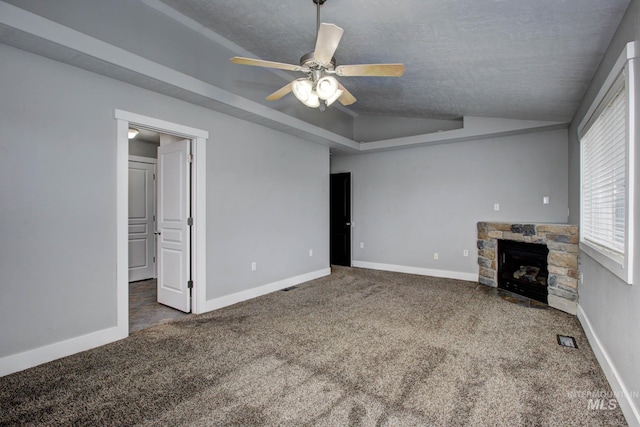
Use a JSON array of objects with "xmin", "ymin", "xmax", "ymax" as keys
[
  {"xmin": 300, "ymin": 51, "xmax": 336, "ymax": 72},
  {"xmin": 312, "ymin": 0, "xmax": 327, "ymax": 4}
]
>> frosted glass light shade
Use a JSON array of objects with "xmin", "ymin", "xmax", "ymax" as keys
[
  {"xmin": 292, "ymin": 78, "xmax": 320, "ymax": 108},
  {"xmin": 316, "ymin": 76, "xmax": 339, "ymax": 101},
  {"xmin": 128, "ymin": 128, "xmax": 139, "ymax": 139},
  {"xmin": 325, "ymin": 89, "xmax": 343, "ymax": 106}
]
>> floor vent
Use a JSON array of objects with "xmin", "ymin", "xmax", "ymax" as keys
[
  {"xmin": 282, "ymin": 286, "xmax": 298, "ymax": 292},
  {"xmin": 557, "ymin": 335, "xmax": 578, "ymax": 348}
]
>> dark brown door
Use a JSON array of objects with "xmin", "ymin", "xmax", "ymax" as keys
[{"xmin": 330, "ymin": 173, "xmax": 351, "ymax": 266}]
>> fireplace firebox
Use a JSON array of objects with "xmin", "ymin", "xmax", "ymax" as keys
[{"xmin": 498, "ymin": 239, "xmax": 549, "ymax": 304}]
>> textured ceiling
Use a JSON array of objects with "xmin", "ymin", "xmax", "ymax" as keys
[{"xmin": 158, "ymin": 0, "xmax": 629, "ymax": 122}]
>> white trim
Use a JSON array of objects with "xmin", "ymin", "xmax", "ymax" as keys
[
  {"xmin": 352, "ymin": 261, "xmax": 479, "ymax": 282},
  {"xmin": 203, "ymin": 268, "xmax": 331, "ymax": 313},
  {"xmin": 128, "ymin": 155, "xmax": 157, "ymax": 164},
  {"xmin": 116, "ymin": 119, "xmax": 130, "ymax": 339},
  {"xmin": 577, "ymin": 305, "xmax": 640, "ymax": 427},
  {"xmin": 579, "ymin": 41, "xmax": 637, "ymax": 285},
  {"xmin": 0, "ymin": 327, "xmax": 123, "ymax": 377},
  {"xmin": 116, "ymin": 109, "xmax": 209, "ymax": 322},
  {"xmin": 627, "ymin": 52, "xmax": 637, "ymax": 285},
  {"xmin": 578, "ymin": 42, "xmax": 637, "ymax": 137},
  {"xmin": 191, "ymin": 137, "xmax": 207, "ymax": 314},
  {"xmin": 115, "ymin": 110, "xmax": 209, "ymax": 139}
]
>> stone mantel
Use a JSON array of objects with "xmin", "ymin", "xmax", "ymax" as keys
[{"xmin": 477, "ymin": 222, "xmax": 579, "ymax": 315}]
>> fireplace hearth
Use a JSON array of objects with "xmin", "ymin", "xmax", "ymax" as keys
[{"xmin": 498, "ymin": 240, "xmax": 549, "ymax": 304}]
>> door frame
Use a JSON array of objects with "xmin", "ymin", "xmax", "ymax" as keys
[{"xmin": 115, "ymin": 109, "xmax": 208, "ymax": 339}]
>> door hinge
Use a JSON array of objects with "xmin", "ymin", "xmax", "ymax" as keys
[
  {"xmin": 187, "ymin": 280, "xmax": 193, "ymax": 289},
  {"xmin": 187, "ymin": 154, "xmax": 193, "ymax": 163},
  {"xmin": 153, "ymin": 256, "xmax": 156, "ymax": 263},
  {"xmin": 153, "ymin": 173, "xmax": 156, "ymax": 180},
  {"xmin": 187, "ymin": 217, "xmax": 193, "ymax": 226}
]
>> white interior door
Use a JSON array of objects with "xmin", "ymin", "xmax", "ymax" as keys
[
  {"xmin": 128, "ymin": 161, "xmax": 156, "ymax": 281},
  {"xmin": 157, "ymin": 139, "xmax": 191, "ymax": 312}
]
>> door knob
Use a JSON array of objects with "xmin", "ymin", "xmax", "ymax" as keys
[
  {"xmin": 154, "ymin": 231, "xmax": 161, "ymax": 235},
  {"xmin": 345, "ymin": 222, "xmax": 351, "ymax": 226}
]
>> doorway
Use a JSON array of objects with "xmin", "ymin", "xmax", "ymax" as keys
[
  {"xmin": 116, "ymin": 110, "xmax": 208, "ymax": 339},
  {"xmin": 128, "ymin": 129, "xmax": 193, "ymax": 331},
  {"xmin": 330, "ymin": 172, "xmax": 352, "ymax": 266}
]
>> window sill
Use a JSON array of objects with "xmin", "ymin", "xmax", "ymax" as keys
[{"xmin": 580, "ymin": 241, "xmax": 633, "ymax": 284}]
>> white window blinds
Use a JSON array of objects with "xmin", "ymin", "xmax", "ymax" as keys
[{"xmin": 581, "ymin": 80, "xmax": 626, "ymax": 257}]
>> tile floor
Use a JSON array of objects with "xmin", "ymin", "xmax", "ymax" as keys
[
  {"xmin": 476, "ymin": 284, "xmax": 548, "ymax": 309},
  {"xmin": 129, "ymin": 279, "xmax": 191, "ymax": 332}
]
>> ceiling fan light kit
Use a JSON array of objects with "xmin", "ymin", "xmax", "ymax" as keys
[
  {"xmin": 292, "ymin": 78, "xmax": 320, "ymax": 108},
  {"xmin": 229, "ymin": 0, "xmax": 405, "ymax": 111},
  {"xmin": 316, "ymin": 76, "xmax": 339, "ymax": 100}
]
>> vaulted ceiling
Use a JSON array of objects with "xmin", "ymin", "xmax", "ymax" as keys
[
  {"xmin": 158, "ymin": 0, "xmax": 630, "ymax": 123},
  {"xmin": 0, "ymin": 0, "xmax": 632, "ymax": 152}
]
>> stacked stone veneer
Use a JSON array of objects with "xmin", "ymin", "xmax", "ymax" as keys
[{"xmin": 477, "ymin": 222, "xmax": 579, "ymax": 315}]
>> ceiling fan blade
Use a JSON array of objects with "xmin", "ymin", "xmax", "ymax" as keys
[
  {"xmin": 314, "ymin": 23, "xmax": 344, "ymax": 66},
  {"xmin": 336, "ymin": 63, "xmax": 406, "ymax": 77},
  {"xmin": 230, "ymin": 57, "xmax": 302, "ymax": 72},
  {"xmin": 266, "ymin": 82, "xmax": 293, "ymax": 101},
  {"xmin": 337, "ymin": 83, "xmax": 357, "ymax": 106}
]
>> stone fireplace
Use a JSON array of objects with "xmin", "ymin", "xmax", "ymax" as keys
[{"xmin": 477, "ymin": 222, "xmax": 579, "ymax": 314}]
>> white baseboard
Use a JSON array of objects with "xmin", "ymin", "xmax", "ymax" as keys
[
  {"xmin": 202, "ymin": 268, "xmax": 331, "ymax": 313},
  {"xmin": 0, "ymin": 326, "xmax": 127, "ymax": 377},
  {"xmin": 578, "ymin": 305, "xmax": 640, "ymax": 427},
  {"xmin": 352, "ymin": 261, "xmax": 479, "ymax": 282},
  {"xmin": 0, "ymin": 269, "xmax": 331, "ymax": 378}
]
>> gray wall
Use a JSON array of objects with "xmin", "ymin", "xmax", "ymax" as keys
[
  {"xmin": 354, "ymin": 116, "xmax": 463, "ymax": 142},
  {"xmin": 331, "ymin": 129, "xmax": 569, "ymax": 276},
  {"xmin": 207, "ymin": 115, "xmax": 329, "ymax": 298},
  {"xmin": 0, "ymin": 43, "xmax": 329, "ymax": 358},
  {"xmin": 129, "ymin": 139, "xmax": 159, "ymax": 158},
  {"xmin": 568, "ymin": 0, "xmax": 640, "ymax": 419},
  {"xmin": 2, "ymin": 0, "xmax": 354, "ymax": 139}
]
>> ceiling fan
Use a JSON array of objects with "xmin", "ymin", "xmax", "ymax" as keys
[{"xmin": 230, "ymin": 0, "xmax": 405, "ymax": 111}]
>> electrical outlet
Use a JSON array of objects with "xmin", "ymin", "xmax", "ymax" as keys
[
  {"xmin": 309, "ymin": 249, "xmax": 313, "ymax": 257},
  {"xmin": 463, "ymin": 250, "xmax": 469, "ymax": 257},
  {"xmin": 494, "ymin": 203, "xmax": 500, "ymax": 211},
  {"xmin": 434, "ymin": 253, "xmax": 439, "ymax": 260},
  {"xmin": 251, "ymin": 262, "xmax": 256, "ymax": 271},
  {"xmin": 543, "ymin": 196, "xmax": 550, "ymax": 205},
  {"xmin": 360, "ymin": 242, "xmax": 364, "ymax": 249}
]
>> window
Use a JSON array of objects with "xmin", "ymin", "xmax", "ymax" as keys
[
  {"xmin": 582, "ymin": 78, "xmax": 626, "ymax": 256},
  {"xmin": 579, "ymin": 42, "xmax": 637, "ymax": 285}
]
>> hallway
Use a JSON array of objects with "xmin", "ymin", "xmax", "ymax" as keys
[{"xmin": 129, "ymin": 279, "xmax": 191, "ymax": 332}]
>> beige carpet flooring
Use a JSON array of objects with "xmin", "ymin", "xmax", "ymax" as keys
[{"xmin": 0, "ymin": 267, "xmax": 627, "ymax": 426}]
